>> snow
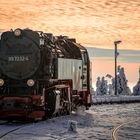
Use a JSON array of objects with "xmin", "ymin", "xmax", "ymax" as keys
[{"xmin": 0, "ymin": 103, "xmax": 140, "ymax": 140}]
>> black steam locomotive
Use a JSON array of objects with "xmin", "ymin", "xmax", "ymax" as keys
[{"xmin": 0, "ymin": 28, "xmax": 91, "ymax": 120}]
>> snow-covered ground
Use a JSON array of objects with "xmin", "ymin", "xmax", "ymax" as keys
[
  {"xmin": 0, "ymin": 103, "xmax": 140, "ymax": 140},
  {"xmin": 92, "ymin": 95, "xmax": 140, "ymax": 104}
]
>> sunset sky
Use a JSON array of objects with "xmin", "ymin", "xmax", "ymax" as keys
[{"xmin": 0, "ymin": 0, "xmax": 140, "ymax": 88}]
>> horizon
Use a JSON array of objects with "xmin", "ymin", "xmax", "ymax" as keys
[{"xmin": 87, "ymin": 47, "xmax": 140, "ymax": 89}]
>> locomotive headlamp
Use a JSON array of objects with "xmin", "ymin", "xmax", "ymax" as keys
[
  {"xmin": 0, "ymin": 79, "xmax": 4, "ymax": 86},
  {"xmin": 14, "ymin": 29, "xmax": 22, "ymax": 37},
  {"xmin": 27, "ymin": 79, "xmax": 35, "ymax": 87}
]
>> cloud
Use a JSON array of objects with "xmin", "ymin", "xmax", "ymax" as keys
[{"xmin": 87, "ymin": 47, "xmax": 140, "ymax": 63}]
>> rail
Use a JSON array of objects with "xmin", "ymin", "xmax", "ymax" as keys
[{"xmin": 112, "ymin": 119, "xmax": 140, "ymax": 140}]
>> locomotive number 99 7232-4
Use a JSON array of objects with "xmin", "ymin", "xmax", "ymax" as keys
[{"xmin": 8, "ymin": 56, "xmax": 29, "ymax": 62}]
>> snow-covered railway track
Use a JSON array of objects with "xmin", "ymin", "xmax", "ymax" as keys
[
  {"xmin": 0, "ymin": 126, "xmax": 23, "ymax": 139},
  {"xmin": 112, "ymin": 119, "xmax": 140, "ymax": 140},
  {"xmin": 0, "ymin": 113, "xmax": 70, "ymax": 139},
  {"xmin": 0, "ymin": 122, "xmax": 31, "ymax": 139}
]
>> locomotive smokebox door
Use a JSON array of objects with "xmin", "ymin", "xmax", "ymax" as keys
[{"xmin": 0, "ymin": 29, "xmax": 41, "ymax": 80}]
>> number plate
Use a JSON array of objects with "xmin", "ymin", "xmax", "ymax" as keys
[{"xmin": 8, "ymin": 56, "xmax": 29, "ymax": 61}]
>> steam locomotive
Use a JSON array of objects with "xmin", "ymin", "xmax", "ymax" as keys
[{"xmin": 0, "ymin": 28, "xmax": 91, "ymax": 120}]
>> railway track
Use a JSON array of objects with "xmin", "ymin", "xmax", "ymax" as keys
[
  {"xmin": 0, "ymin": 113, "xmax": 69, "ymax": 139},
  {"xmin": 112, "ymin": 119, "xmax": 140, "ymax": 140},
  {"xmin": 0, "ymin": 126, "xmax": 24, "ymax": 139},
  {"xmin": 0, "ymin": 121, "xmax": 31, "ymax": 139}
]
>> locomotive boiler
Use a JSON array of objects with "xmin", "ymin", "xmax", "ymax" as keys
[{"xmin": 0, "ymin": 28, "xmax": 91, "ymax": 120}]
